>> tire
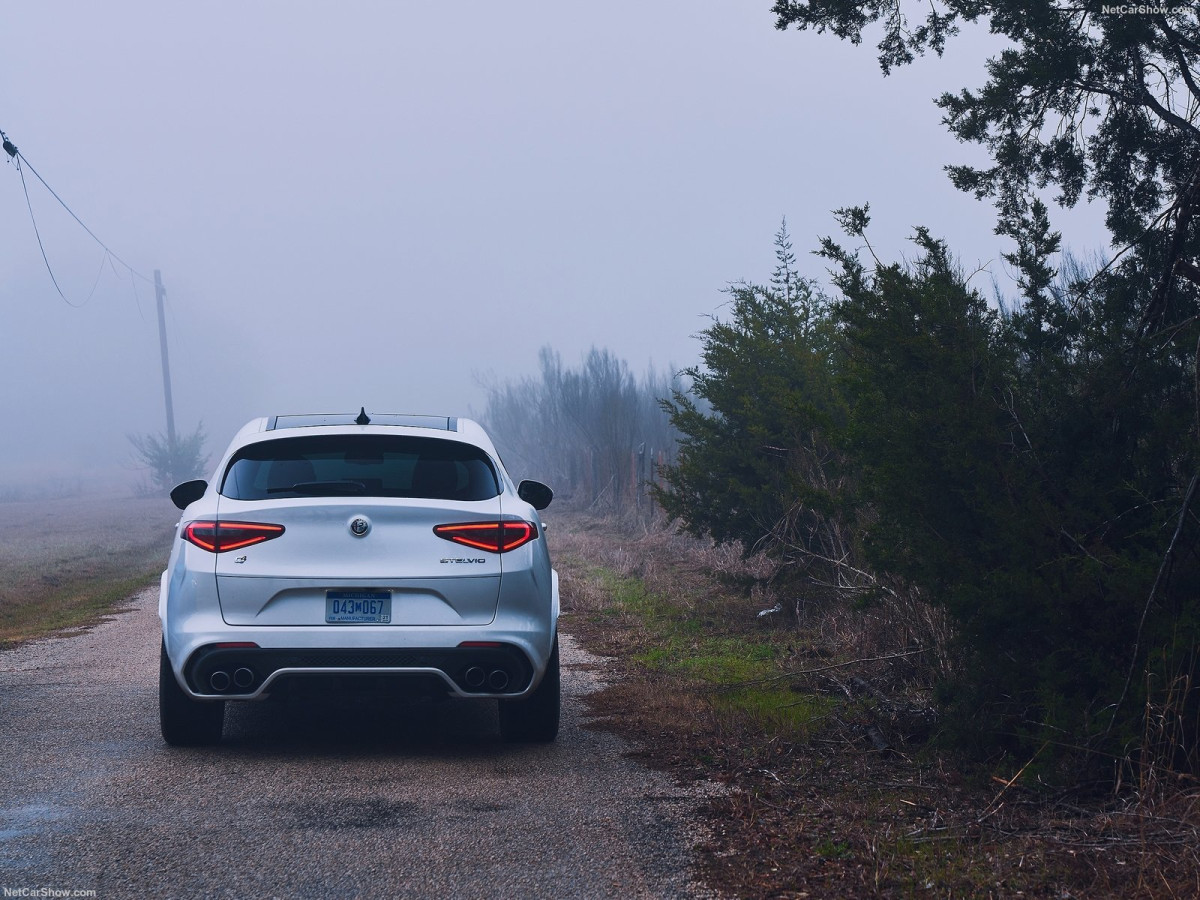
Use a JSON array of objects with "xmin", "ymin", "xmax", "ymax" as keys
[
  {"xmin": 499, "ymin": 637, "xmax": 560, "ymax": 743},
  {"xmin": 159, "ymin": 641, "xmax": 224, "ymax": 746}
]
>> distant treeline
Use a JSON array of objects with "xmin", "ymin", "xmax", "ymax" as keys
[{"xmin": 478, "ymin": 347, "xmax": 684, "ymax": 513}]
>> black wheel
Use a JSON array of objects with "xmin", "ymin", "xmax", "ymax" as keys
[
  {"xmin": 159, "ymin": 641, "xmax": 224, "ymax": 746},
  {"xmin": 499, "ymin": 638, "xmax": 560, "ymax": 743}
]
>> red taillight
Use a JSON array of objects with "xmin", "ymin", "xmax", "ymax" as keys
[
  {"xmin": 433, "ymin": 521, "xmax": 536, "ymax": 553},
  {"xmin": 183, "ymin": 521, "xmax": 285, "ymax": 553}
]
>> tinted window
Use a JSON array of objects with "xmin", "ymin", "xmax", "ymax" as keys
[{"xmin": 221, "ymin": 435, "xmax": 500, "ymax": 501}]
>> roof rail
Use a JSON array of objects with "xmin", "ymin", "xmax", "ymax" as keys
[{"xmin": 265, "ymin": 414, "xmax": 459, "ymax": 431}]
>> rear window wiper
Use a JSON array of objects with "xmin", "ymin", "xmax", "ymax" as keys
[{"xmin": 267, "ymin": 480, "xmax": 366, "ymax": 495}]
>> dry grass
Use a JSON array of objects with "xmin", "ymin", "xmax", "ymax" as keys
[
  {"xmin": 0, "ymin": 493, "xmax": 179, "ymax": 646},
  {"xmin": 549, "ymin": 511, "xmax": 1200, "ymax": 899}
]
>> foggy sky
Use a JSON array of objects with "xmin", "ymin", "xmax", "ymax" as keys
[{"xmin": 0, "ymin": 2, "xmax": 1111, "ymax": 490}]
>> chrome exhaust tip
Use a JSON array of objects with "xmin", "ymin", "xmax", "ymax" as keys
[
  {"xmin": 464, "ymin": 667, "xmax": 486, "ymax": 689},
  {"xmin": 488, "ymin": 669, "xmax": 510, "ymax": 691},
  {"xmin": 210, "ymin": 670, "xmax": 231, "ymax": 692},
  {"xmin": 233, "ymin": 667, "xmax": 255, "ymax": 689}
]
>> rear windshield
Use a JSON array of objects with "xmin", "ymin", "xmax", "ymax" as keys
[{"xmin": 221, "ymin": 435, "xmax": 500, "ymax": 501}]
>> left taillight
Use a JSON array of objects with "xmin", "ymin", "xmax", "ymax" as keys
[
  {"xmin": 433, "ymin": 521, "xmax": 537, "ymax": 553},
  {"xmin": 182, "ymin": 521, "xmax": 285, "ymax": 553}
]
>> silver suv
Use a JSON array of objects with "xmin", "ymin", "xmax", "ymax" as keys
[{"xmin": 158, "ymin": 411, "xmax": 558, "ymax": 745}]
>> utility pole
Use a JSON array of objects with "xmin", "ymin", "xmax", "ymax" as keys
[{"xmin": 154, "ymin": 269, "xmax": 177, "ymax": 454}]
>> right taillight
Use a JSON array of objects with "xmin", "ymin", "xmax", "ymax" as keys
[
  {"xmin": 183, "ymin": 520, "xmax": 285, "ymax": 553},
  {"xmin": 433, "ymin": 521, "xmax": 536, "ymax": 553}
]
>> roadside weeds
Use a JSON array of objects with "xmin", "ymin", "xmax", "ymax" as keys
[
  {"xmin": 550, "ymin": 512, "xmax": 1200, "ymax": 899},
  {"xmin": 0, "ymin": 494, "xmax": 178, "ymax": 647}
]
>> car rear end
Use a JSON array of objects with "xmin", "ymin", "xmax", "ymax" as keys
[{"xmin": 159, "ymin": 415, "xmax": 558, "ymax": 744}]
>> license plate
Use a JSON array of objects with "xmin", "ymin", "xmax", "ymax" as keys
[{"xmin": 325, "ymin": 591, "xmax": 392, "ymax": 624}]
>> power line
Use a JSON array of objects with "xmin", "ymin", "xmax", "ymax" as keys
[
  {"xmin": 110, "ymin": 251, "xmax": 149, "ymax": 323},
  {"xmin": 2, "ymin": 127, "xmax": 154, "ymax": 307},
  {"xmin": 12, "ymin": 150, "xmax": 80, "ymax": 306},
  {"xmin": 12, "ymin": 144, "xmax": 152, "ymax": 282}
]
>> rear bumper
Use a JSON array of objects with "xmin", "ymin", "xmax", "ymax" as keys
[
  {"xmin": 164, "ymin": 615, "xmax": 554, "ymax": 700},
  {"xmin": 160, "ymin": 565, "xmax": 559, "ymax": 701},
  {"xmin": 182, "ymin": 643, "xmax": 535, "ymax": 700}
]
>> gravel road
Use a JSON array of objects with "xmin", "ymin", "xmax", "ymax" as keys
[{"xmin": 0, "ymin": 586, "xmax": 718, "ymax": 899}]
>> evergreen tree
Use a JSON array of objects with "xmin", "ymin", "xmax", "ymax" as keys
[{"xmin": 657, "ymin": 236, "xmax": 848, "ymax": 575}]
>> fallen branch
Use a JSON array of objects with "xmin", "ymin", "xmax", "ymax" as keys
[
  {"xmin": 980, "ymin": 742, "xmax": 1049, "ymax": 821},
  {"xmin": 852, "ymin": 675, "xmax": 895, "ymax": 711},
  {"xmin": 715, "ymin": 648, "xmax": 929, "ymax": 690}
]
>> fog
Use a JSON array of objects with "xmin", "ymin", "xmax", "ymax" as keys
[{"xmin": 0, "ymin": 2, "xmax": 1110, "ymax": 492}]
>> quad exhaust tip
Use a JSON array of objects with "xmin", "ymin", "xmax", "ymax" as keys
[
  {"xmin": 464, "ymin": 667, "xmax": 510, "ymax": 691},
  {"xmin": 208, "ymin": 668, "xmax": 255, "ymax": 693}
]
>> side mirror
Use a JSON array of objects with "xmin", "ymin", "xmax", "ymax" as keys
[
  {"xmin": 517, "ymin": 479, "xmax": 553, "ymax": 511},
  {"xmin": 170, "ymin": 479, "xmax": 208, "ymax": 510}
]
